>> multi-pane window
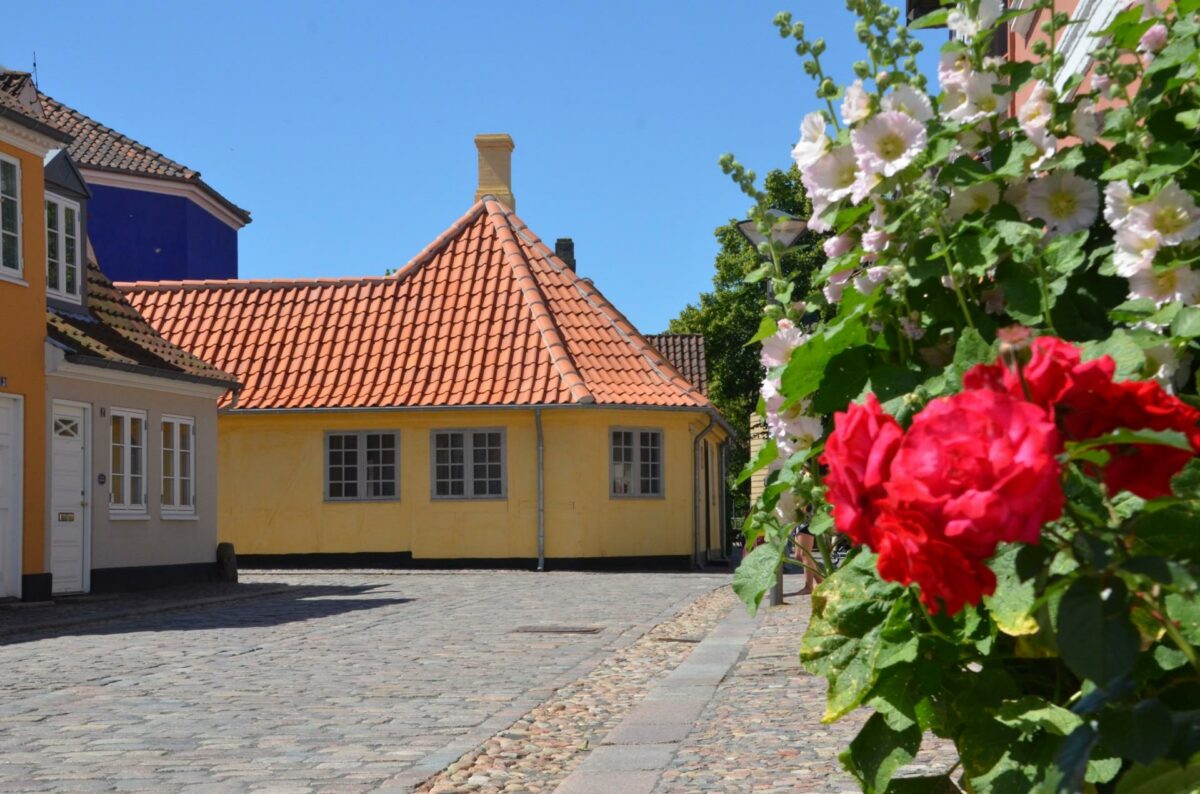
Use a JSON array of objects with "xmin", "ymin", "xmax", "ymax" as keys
[
  {"xmin": 432, "ymin": 429, "xmax": 505, "ymax": 499},
  {"xmin": 0, "ymin": 156, "xmax": 19, "ymax": 276},
  {"xmin": 610, "ymin": 428, "xmax": 664, "ymax": 498},
  {"xmin": 326, "ymin": 431, "xmax": 398, "ymax": 500},
  {"xmin": 45, "ymin": 194, "xmax": 80, "ymax": 300},
  {"xmin": 110, "ymin": 409, "xmax": 147, "ymax": 512},
  {"xmin": 161, "ymin": 416, "xmax": 195, "ymax": 515}
]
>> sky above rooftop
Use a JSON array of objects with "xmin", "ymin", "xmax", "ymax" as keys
[{"xmin": 5, "ymin": 1, "xmax": 940, "ymax": 334}]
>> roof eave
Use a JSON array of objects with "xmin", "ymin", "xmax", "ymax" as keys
[{"xmin": 63, "ymin": 352, "xmax": 241, "ymax": 392}]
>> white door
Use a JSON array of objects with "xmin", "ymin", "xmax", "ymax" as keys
[
  {"xmin": 0, "ymin": 396, "xmax": 22, "ymax": 599},
  {"xmin": 50, "ymin": 403, "xmax": 88, "ymax": 594}
]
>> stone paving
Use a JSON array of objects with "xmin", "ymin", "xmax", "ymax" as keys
[
  {"xmin": 654, "ymin": 584, "xmax": 959, "ymax": 793},
  {"xmin": 0, "ymin": 570, "xmax": 725, "ymax": 792}
]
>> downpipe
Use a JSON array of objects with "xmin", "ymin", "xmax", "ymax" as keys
[
  {"xmin": 691, "ymin": 413, "xmax": 717, "ymax": 570},
  {"xmin": 536, "ymin": 407, "xmax": 545, "ymax": 572}
]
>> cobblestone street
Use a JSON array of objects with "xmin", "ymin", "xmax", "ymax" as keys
[{"xmin": 0, "ymin": 571, "xmax": 724, "ymax": 792}]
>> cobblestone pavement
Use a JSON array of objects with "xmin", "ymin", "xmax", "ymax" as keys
[
  {"xmin": 0, "ymin": 570, "xmax": 725, "ymax": 792},
  {"xmin": 419, "ymin": 586, "xmax": 739, "ymax": 793},
  {"xmin": 655, "ymin": 584, "xmax": 959, "ymax": 793}
]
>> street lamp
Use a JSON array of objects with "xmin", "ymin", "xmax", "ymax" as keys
[{"xmin": 738, "ymin": 209, "xmax": 807, "ymax": 608}]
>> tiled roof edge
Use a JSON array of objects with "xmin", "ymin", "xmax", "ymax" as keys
[
  {"xmin": 499, "ymin": 207, "xmax": 709, "ymax": 408},
  {"xmin": 117, "ymin": 275, "xmax": 398, "ymax": 291},
  {"xmin": 484, "ymin": 198, "xmax": 594, "ymax": 406}
]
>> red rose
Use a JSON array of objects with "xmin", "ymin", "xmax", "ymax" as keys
[
  {"xmin": 965, "ymin": 336, "xmax": 1200, "ymax": 498},
  {"xmin": 885, "ymin": 389, "xmax": 1064, "ymax": 554},
  {"xmin": 874, "ymin": 508, "xmax": 997, "ymax": 615},
  {"xmin": 821, "ymin": 394, "xmax": 904, "ymax": 546}
]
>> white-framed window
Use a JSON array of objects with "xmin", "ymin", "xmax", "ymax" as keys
[
  {"xmin": 0, "ymin": 154, "xmax": 21, "ymax": 278},
  {"xmin": 611, "ymin": 428, "xmax": 664, "ymax": 498},
  {"xmin": 45, "ymin": 193, "xmax": 81, "ymax": 301},
  {"xmin": 161, "ymin": 416, "xmax": 195, "ymax": 515},
  {"xmin": 326, "ymin": 431, "xmax": 399, "ymax": 501},
  {"xmin": 110, "ymin": 409, "xmax": 147, "ymax": 513},
  {"xmin": 431, "ymin": 429, "xmax": 505, "ymax": 499}
]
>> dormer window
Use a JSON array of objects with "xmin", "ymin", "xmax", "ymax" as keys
[
  {"xmin": 45, "ymin": 193, "xmax": 80, "ymax": 301},
  {"xmin": 0, "ymin": 155, "xmax": 19, "ymax": 278}
]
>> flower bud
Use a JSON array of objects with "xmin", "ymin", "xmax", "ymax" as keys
[
  {"xmin": 853, "ymin": 60, "xmax": 871, "ymax": 78},
  {"xmin": 811, "ymin": 38, "xmax": 826, "ymax": 56},
  {"xmin": 876, "ymin": 71, "xmax": 890, "ymax": 87},
  {"xmin": 764, "ymin": 304, "xmax": 783, "ymax": 319}
]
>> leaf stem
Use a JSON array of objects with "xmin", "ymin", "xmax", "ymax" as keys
[
  {"xmin": 1032, "ymin": 255, "xmax": 1060, "ymax": 335},
  {"xmin": 934, "ymin": 226, "xmax": 976, "ymax": 330}
]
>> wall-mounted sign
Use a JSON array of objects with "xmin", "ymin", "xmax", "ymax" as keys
[
  {"xmin": 57, "ymin": 512, "xmax": 75, "ymax": 523},
  {"xmin": 97, "ymin": 473, "xmax": 107, "ymax": 486}
]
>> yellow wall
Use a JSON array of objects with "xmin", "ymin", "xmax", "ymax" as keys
[
  {"xmin": 0, "ymin": 140, "xmax": 47, "ymax": 577},
  {"xmin": 217, "ymin": 407, "xmax": 726, "ymax": 561}
]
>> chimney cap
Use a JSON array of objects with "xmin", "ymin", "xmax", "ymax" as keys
[{"xmin": 474, "ymin": 133, "xmax": 515, "ymax": 210}]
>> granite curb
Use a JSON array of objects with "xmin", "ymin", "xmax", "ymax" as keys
[{"xmin": 554, "ymin": 603, "xmax": 759, "ymax": 794}]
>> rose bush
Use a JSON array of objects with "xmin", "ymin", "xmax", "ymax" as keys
[{"xmin": 727, "ymin": 0, "xmax": 1200, "ymax": 790}]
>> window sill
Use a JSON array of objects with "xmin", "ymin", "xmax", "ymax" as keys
[
  {"xmin": 430, "ymin": 496, "xmax": 508, "ymax": 502},
  {"xmin": 109, "ymin": 511, "xmax": 150, "ymax": 521},
  {"xmin": 161, "ymin": 512, "xmax": 199, "ymax": 521},
  {"xmin": 323, "ymin": 497, "xmax": 401, "ymax": 504},
  {"xmin": 0, "ymin": 271, "xmax": 28, "ymax": 288},
  {"xmin": 47, "ymin": 289, "xmax": 82, "ymax": 304},
  {"xmin": 610, "ymin": 494, "xmax": 667, "ymax": 501}
]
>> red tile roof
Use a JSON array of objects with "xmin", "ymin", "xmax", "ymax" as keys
[
  {"xmin": 121, "ymin": 199, "xmax": 709, "ymax": 411},
  {"xmin": 49, "ymin": 251, "xmax": 239, "ymax": 389},
  {"xmin": 1, "ymin": 70, "xmax": 251, "ymax": 224},
  {"xmin": 644, "ymin": 334, "xmax": 708, "ymax": 396}
]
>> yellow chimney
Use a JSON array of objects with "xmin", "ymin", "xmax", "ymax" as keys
[{"xmin": 474, "ymin": 133, "xmax": 515, "ymax": 209}]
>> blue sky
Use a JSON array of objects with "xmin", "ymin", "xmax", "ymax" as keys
[{"xmin": 5, "ymin": 1, "xmax": 939, "ymax": 333}]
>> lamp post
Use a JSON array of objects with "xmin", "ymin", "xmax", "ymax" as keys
[{"xmin": 737, "ymin": 209, "xmax": 807, "ymax": 608}]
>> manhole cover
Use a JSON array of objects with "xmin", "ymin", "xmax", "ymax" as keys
[{"xmin": 513, "ymin": 625, "xmax": 603, "ymax": 634}]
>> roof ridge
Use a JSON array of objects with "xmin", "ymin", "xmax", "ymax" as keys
[
  {"xmin": 499, "ymin": 207, "xmax": 705, "ymax": 405},
  {"xmin": 484, "ymin": 198, "xmax": 594, "ymax": 406},
  {"xmin": 118, "ymin": 275, "xmax": 398, "ymax": 292}
]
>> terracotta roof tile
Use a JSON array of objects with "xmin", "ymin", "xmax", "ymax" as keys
[
  {"xmin": 644, "ymin": 334, "xmax": 708, "ymax": 396},
  {"xmin": 48, "ymin": 247, "xmax": 239, "ymax": 389},
  {"xmin": 122, "ymin": 199, "xmax": 711, "ymax": 411}
]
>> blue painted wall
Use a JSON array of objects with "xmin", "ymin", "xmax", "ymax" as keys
[{"xmin": 86, "ymin": 184, "xmax": 238, "ymax": 282}]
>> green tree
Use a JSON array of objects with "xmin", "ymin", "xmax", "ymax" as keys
[{"xmin": 668, "ymin": 166, "xmax": 825, "ymax": 514}]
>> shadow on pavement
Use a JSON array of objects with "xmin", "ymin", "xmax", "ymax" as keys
[{"xmin": 0, "ymin": 583, "xmax": 413, "ymax": 645}]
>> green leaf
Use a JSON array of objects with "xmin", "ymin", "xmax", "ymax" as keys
[
  {"xmin": 883, "ymin": 776, "xmax": 961, "ymax": 794},
  {"xmin": 984, "ymin": 544, "xmax": 1042, "ymax": 637},
  {"xmin": 744, "ymin": 262, "xmax": 772, "ymax": 284},
  {"xmin": 1057, "ymin": 577, "xmax": 1140, "ymax": 686},
  {"xmin": 734, "ymin": 437, "xmax": 776, "ymax": 487},
  {"xmin": 747, "ymin": 315, "xmax": 778, "ymax": 345},
  {"xmin": 908, "ymin": 7, "xmax": 949, "ymax": 29},
  {"xmin": 732, "ymin": 543, "xmax": 782, "ymax": 615},
  {"xmin": 1082, "ymin": 331, "xmax": 1145, "ymax": 379},
  {"xmin": 943, "ymin": 155, "xmax": 993, "ymax": 186},
  {"xmin": 1099, "ymin": 699, "xmax": 1175, "ymax": 766},
  {"xmin": 869, "ymin": 364, "xmax": 923, "ymax": 404},
  {"xmin": 1177, "ymin": 109, "xmax": 1200, "ymax": 130},
  {"xmin": 1114, "ymin": 759, "xmax": 1200, "ymax": 794},
  {"xmin": 1041, "ymin": 724, "xmax": 1098, "ymax": 794},
  {"xmin": 1171, "ymin": 459, "xmax": 1200, "ymax": 498},
  {"xmin": 995, "ymin": 696, "xmax": 1084, "ymax": 737},
  {"xmin": 997, "ymin": 260, "xmax": 1044, "ymax": 324},
  {"xmin": 1067, "ymin": 428, "xmax": 1194, "ymax": 456},
  {"xmin": 812, "ymin": 346, "xmax": 874, "ymax": 415},
  {"xmin": 841, "ymin": 712, "xmax": 921, "ymax": 794},
  {"xmin": 1172, "ymin": 307, "xmax": 1200, "ymax": 338},
  {"xmin": 1130, "ymin": 504, "xmax": 1200, "ymax": 557},
  {"xmin": 948, "ymin": 327, "xmax": 993, "ymax": 386}
]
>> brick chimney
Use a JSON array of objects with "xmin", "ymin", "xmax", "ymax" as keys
[
  {"xmin": 555, "ymin": 238, "xmax": 576, "ymax": 272},
  {"xmin": 474, "ymin": 134, "xmax": 515, "ymax": 210}
]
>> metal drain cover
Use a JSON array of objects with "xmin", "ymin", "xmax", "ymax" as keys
[{"xmin": 513, "ymin": 625, "xmax": 603, "ymax": 634}]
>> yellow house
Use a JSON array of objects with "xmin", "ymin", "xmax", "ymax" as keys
[
  {"xmin": 124, "ymin": 135, "xmax": 731, "ymax": 569},
  {"xmin": 0, "ymin": 85, "xmax": 74, "ymax": 599}
]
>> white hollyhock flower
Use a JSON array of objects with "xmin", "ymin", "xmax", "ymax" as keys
[
  {"xmin": 948, "ymin": 0, "xmax": 1002, "ymax": 38},
  {"xmin": 790, "ymin": 111, "xmax": 830, "ymax": 170},
  {"xmin": 807, "ymin": 195, "xmax": 833, "ymax": 233},
  {"xmin": 938, "ymin": 50, "xmax": 972, "ymax": 90},
  {"xmin": 1104, "ymin": 181, "xmax": 1134, "ymax": 228},
  {"xmin": 851, "ymin": 170, "xmax": 882, "ymax": 205},
  {"xmin": 802, "ymin": 144, "xmax": 858, "ymax": 202},
  {"xmin": 1018, "ymin": 86, "xmax": 1053, "ymax": 136},
  {"xmin": 763, "ymin": 378, "xmax": 822, "ymax": 460},
  {"xmin": 760, "ymin": 318, "xmax": 809, "ymax": 369},
  {"xmin": 947, "ymin": 182, "xmax": 1000, "ymax": 220},
  {"xmin": 1114, "ymin": 224, "xmax": 1160, "ymax": 277},
  {"xmin": 1129, "ymin": 266, "xmax": 1200, "ymax": 306},
  {"xmin": 1004, "ymin": 179, "xmax": 1030, "ymax": 208},
  {"xmin": 1128, "ymin": 182, "xmax": 1200, "ymax": 246},
  {"xmin": 852, "ymin": 111, "xmax": 927, "ymax": 178},
  {"xmin": 854, "ymin": 266, "xmax": 892, "ymax": 295},
  {"xmin": 1024, "ymin": 171, "xmax": 1100, "ymax": 234},
  {"xmin": 841, "ymin": 80, "xmax": 872, "ymax": 125},
  {"xmin": 883, "ymin": 84, "xmax": 934, "ymax": 123},
  {"xmin": 946, "ymin": 72, "xmax": 1002, "ymax": 123},
  {"xmin": 1071, "ymin": 99, "xmax": 1100, "ymax": 144}
]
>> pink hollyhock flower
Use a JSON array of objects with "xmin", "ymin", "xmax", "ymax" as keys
[
  {"xmin": 1129, "ymin": 266, "xmax": 1200, "ymax": 306},
  {"xmin": 1104, "ymin": 181, "xmax": 1134, "ymax": 228},
  {"xmin": 883, "ymin": 84, "xmax": 934, "ymax": 123},
  {"xmin": 823, "ymin": 270, "xmax": 853, "ymax": 304},
  {"xmin": 948, "ymin": 0, "xmax": 1001, "ymax": 38},
  {"xmin": 854, "ymin": 266, "xmax": 892, "ymax": 295},
  {"xmin": 1071, "ymin": 99, "xmax": 1100, "ymax": 144},
  {"xmin": 802, "ymin": 144, "xmax": 858, "ymax": 202},
  {"xmin": 760, "ymin": 318, "xmax": 809, "ymax": 369},
  {"xmin": 1113, "ymin": 224, "xmax": 1160, "ymax": 277},
  {"xmin": 1139, "ymin": 22, "xmax": 1169, "ymax": 55},
  {"xmin": 841, "ymin": 80, "xmax": 872, "ymax": 125},
  {"xmin": 947, "ymin": 182, "xmax": 1000, "ymax": 221},
  {"xmin": 938, "ymin": 50, "xmax": 972, "ymax": 91},
  {"xmin": 852, "ymin": 111, "xmax": 927, "ymax": 178},
  {"xmin": 1128, "ymin": 182, "xmax": 1200, "ymax": 246},
  {"xmin": 823, "ymin": 234, "xmax": 856, "ymax": 258}
]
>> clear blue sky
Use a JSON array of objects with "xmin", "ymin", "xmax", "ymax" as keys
[{"xmin": 5, "ymin": 1, "xmax": 938, "ymax": 333}]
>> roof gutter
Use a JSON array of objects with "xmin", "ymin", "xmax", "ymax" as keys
[
  {"xmin": 64, "ymin": 353, "xmax": 242, "ymax": 392},
  {"xmin": 0, "ymin": 106, "xmax": 72, "ymax": 143},
  {"xmin": 691, "ymin": 413, "xmax": 718, "ymax": 570}
]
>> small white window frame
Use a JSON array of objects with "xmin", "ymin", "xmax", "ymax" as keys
[
  {"xmin": 160, "ymin": 415, "xmax": 196, "ymax": 517},
  {"xmin": 110, "ymin": 408, "xmax": 148, "ymax": 516},
  {"xmin": 44, "ymin": 192, "xmax": 82, "ymax": 303},
  {"xmin": 430, "ymin": 428, "xmax": 507, "ymax": 501},
  {"xmin": 610, "ymin": 427, "xmax": 665, "ymax": 499},
  {"xmin": 324, "ymin": 430, "xmax": 400, "ymax": 502},
  {"xmin": 0, "ymin": 153, "xmax": 23, "ymax": 284}
]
